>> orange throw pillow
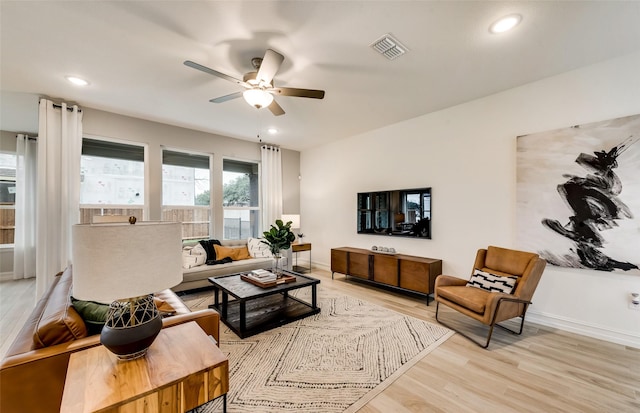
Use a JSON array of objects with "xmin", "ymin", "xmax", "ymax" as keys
[{"xmin": 214, "ymin": 244, "xmax": 251, "ymax": 261}]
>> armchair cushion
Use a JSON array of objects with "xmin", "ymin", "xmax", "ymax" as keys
[
  {"xmin": 467, "ymin": 269, "xmax": 517, "ymax": 294},
  {"xmin": 437, "ymin": 285, "xmax": 489, "ymax": 314}
]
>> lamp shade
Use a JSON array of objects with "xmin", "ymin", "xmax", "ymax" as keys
[
  {"xmin": 72, "ymin": 222, "xmax": 182, "ymax": 303},
  {"xmin": 281, "ymin": 214, "xmax": 300, "ymax": 229}
]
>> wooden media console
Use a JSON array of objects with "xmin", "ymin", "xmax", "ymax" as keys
[{"xmin": 331, "ymin": 247, "xmax": 442, "ymax": 305}]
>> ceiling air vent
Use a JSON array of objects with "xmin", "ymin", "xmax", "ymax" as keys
[{"xmin": 370, "ymin": 34, "xmax": 407, "ymax": 60}]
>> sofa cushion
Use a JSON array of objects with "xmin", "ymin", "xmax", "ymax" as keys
[
  {"xmin": 247, "ymin": 237, "xmax": 273, "ymax": 258},
  {"xmin": 34, "ymin": 269, "xmax": 88, "ymax": 348},
  {"xmin": 214, "ymin": 244, "xmax": 251, "ymax": 261},
  {"xmin": 182, "ymin": 257, "xmax": 274, "ymax": 283}
]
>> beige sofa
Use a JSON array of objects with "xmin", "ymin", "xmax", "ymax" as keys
[{"xmin": 175, "ymin": 238, "xmax": 291, "ymax": 292}]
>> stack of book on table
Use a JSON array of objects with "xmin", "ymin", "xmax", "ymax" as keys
[{"xmin": 246, "ymin": 269, "xmax": 277, "ymax": 283}]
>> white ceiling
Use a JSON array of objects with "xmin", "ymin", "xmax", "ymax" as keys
[{"xmin": 2, "ymin": 1, "xmax": 640, "ymax": 151}]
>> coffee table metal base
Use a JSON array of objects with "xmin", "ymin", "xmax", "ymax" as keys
[{"xmin": 208, "ymin": 272, "xmax": 320, "ymax": 338}]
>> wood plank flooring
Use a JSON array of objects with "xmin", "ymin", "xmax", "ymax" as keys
[
  {"xmin": 1, "ymin": 270, "xmax": 638, "ymax": 412},
  {"xmin": 0, "ymin": 277, "xmax": 35, "ymax": 358}
]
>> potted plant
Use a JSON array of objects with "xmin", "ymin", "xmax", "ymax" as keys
[{"xmin": 261, "ymin": 219, "xmax": 296, "ymax": 274}]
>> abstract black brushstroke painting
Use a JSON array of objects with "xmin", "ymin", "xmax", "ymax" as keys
[{"xmin": 517, "ymin": 114, "xmax": 640, "ymax": 275}]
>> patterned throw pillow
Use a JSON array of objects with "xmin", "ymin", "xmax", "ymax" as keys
[
  {"xmin": 247, "ymin": 237, "xmax": 273, "ymax": 258},
  {"xmin": 182, "ymin": 244, "xmax": 206, "ymax": 269},
  {"xmin": 466, "ymin": 269, "xmax": 517, "ymax": 294}
]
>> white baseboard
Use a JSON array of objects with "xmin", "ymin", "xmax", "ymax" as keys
[
  {"xmin": 527, "ymin": 310, "xmax": 640, "ymax": 349},
  {"xmin": 0, "ymin": 271, "xmax": 14, "ymax": 282}
]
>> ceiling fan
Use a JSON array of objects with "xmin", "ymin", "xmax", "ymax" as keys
[{"xmin": 184, "ymin": 49, "xmax": 325, "ymax": 116}]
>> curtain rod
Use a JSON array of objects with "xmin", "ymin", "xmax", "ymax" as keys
[
  {"xmin": 52, "ymin": 103, "xmax": 82, "ymax": 112},
  {"xmin": 16, "ymin": 135, "xmax": 37, "ymax": 141}
]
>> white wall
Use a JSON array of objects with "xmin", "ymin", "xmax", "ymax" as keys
[{"xmin": 301, "ymin": 51, "xmax": 640, "ymax": 348}]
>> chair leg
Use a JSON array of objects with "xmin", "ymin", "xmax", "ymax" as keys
[
  {"xmin": 435, "ymin": 302, "xmax": 493, "ymax": 349},
  {"xmin": 495, "ymin": 311, "xmax": 527, "ymax": 336}
]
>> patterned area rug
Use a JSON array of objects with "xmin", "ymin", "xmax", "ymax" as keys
[{"xmin": 182, "ymin": 288, "xmax": 453, "ymax": 413}]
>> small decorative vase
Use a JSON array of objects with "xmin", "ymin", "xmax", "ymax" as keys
[{"xmin": 272, "ymin": 253, "xmax": 282, "ymax": 276}]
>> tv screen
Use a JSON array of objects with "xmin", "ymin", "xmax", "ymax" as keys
[{"xmin": 357, "ymin": 188, "xmax": 431, "ymax": 238}]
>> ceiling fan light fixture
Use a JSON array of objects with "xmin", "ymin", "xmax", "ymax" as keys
[
  {"xmin": 65, "ymin": 76, "xmax": 89, "ymax": 86},
  {"xmin": 243, "ymin": 89, "xmax": 274, "ymax": 109},
  {"xmin": 489, "ymin": 14, "xmax": 522, "ymax": 34}
]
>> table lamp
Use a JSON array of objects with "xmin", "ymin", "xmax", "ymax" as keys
[
  {"xmin": 72, "ymin": 221, "xmax": 182, "ymax": 360},
  {"xmin": 282, "ymin": 214, "xmax": 301, "ymax": 241}
]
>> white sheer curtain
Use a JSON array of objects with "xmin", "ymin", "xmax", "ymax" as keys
[
  {"xmin": 36, "ymin": 99, "xmax": 83, "ymax": 299},
  {"xmin": 13, "ymin": 135, "xmax": 38, "ymax": 280},
  {"xmin": 261, "ymin": 145, "xmax": 282, "ymax": 232}
]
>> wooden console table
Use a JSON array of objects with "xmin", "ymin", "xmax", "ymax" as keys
[
  {"xmin": 331, "ymin": 247, "xmax": 442, "ymax": 305},
  {"xmin": 60, "ymin": 321, "xmax": 229, "ymax": 413}
]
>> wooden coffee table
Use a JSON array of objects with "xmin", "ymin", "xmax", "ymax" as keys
[{"xmin": 208, "ymin": 270, "xmax": 320, "ymax": 338}]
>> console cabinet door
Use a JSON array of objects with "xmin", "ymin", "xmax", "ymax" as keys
[
  {"xmin": 348, "ymin": 251, "xmax": 371, "ymax": 279},
  {"xmin": 373, "ymin": 255, "xmax": 398, "ymax": 286},
  {"xmin": 399, "ymin": 259, "xmax": 431, "ymax": 294},
  {"xmin": 331, "ymin": 249, "xmax": 348, "ymax": 274}
]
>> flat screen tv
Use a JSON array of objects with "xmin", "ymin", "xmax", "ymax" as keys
[{"xmin": 357, "ymin": 187, "xmax": 431, "ymax": 238}]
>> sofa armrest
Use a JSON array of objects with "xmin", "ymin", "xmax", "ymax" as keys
[{"xmin": 161, "ymin": 309, "xmax": 220, "ymax": 343}]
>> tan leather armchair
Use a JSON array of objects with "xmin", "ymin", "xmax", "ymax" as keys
[{"xmin": 435, "ymin": 246, "xmax": 546, "ymax": 348}]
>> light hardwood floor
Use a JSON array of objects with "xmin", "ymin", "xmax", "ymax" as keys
[{"xmin": 2, "ymin": 270, "xmax": 638, "ymax": 412}]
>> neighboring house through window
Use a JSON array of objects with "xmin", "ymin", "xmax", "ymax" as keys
[
  {"xmin": 80, "ymin": 138, "xmax": 146, "ymax": 223},
  {"xmin": 223, "ymin": 158, "xmax": 260, "ymax": 240},
  {"xmin": 162, "ymin": 149, "xmax": 211, "ymax": 241}
]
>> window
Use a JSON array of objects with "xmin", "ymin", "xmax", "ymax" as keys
[
  {"xmin": 162, "ymin": 149, "xmax": 211, "ymax": 241},
  {"xmin": 0, "ymin": 153, "xmax": 16, "ymax": 245},
  {"xmin": 80, "ymin": 138, "xmax": 145, "ymax": 223},
  {"xmin": 223, "ymin": 159, "xmax": 260, "ymax": 240}
]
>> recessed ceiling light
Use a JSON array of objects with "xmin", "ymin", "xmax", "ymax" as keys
[
  {"xmin": 65, "ymin": 76, "xmax": 89, "ymax": 86},
  {"xmin": 489, "ymin": 14, "xmax": 522, "ymax": 34},
  {"xmin": 268, "ymin": 128, "xmax": 278, "ymax": 134}
]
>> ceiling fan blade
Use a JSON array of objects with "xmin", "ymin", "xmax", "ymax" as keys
[
  {"xmin": 270, "ymin": 87, "xmax": 325, "ymax": 99},
  {"xmin": 267, "ymin": 100, "xmax": 285, "ymax": 116},
  {"xmin": 184, "ymin": 60, "xmax": 246, "ymax": 86},
  {"xmin": 209, "ymin": 91, "xmax": 243, "ymax": 103},
  {"xmin": 256, "ymin": 49, "xmax": 284, "ymax": 85}
]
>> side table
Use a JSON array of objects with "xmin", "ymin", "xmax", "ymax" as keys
[
  {"xmin": 292, "ymin": 242, "xmax": 312, "ymax": 273},
  {"xmin": 60, "ymin": 321, "xmax": 229, "ymax": 413}
]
